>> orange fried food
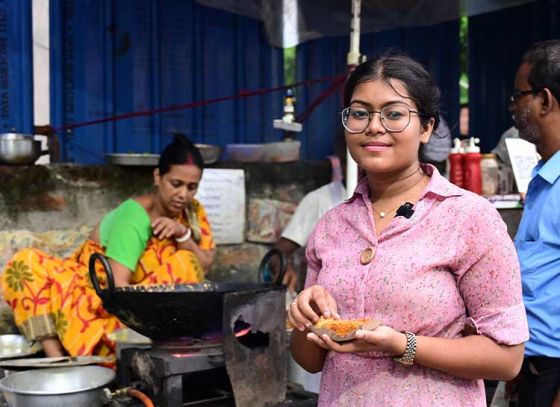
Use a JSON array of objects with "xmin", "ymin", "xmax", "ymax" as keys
[{"xmin": 314, "ymin": 316, "xmax": 372, "ymax": 336}]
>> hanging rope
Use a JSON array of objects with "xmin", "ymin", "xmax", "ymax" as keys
[{"xmin": 53, "ymin": 73, "xmax": 347, "ymax": 133}]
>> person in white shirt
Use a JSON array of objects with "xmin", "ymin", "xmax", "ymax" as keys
[{"xmin": 276, "ymin": 132, "xmax": 347, "ymax": 293}]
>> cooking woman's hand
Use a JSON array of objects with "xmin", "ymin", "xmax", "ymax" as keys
[
  {"xmin": 306, "ymin": 324, "xmax": 406, "ymax": 356},
  {"xmin": 152, "ymin": 217, "xmax": 187, "ymax": 240},
  {"xmin": 288, "ymin": 285, "xmax": 340, "ymax": 332}
]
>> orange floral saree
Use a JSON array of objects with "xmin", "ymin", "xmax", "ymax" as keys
[{"xmin": 1, "ymin": 200, "xmax": 214, "ymax": 357}]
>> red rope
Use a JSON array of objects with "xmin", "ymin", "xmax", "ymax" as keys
[
  {"xmin": 295, "ymin": 74, "xmax": 346, "ymax": 124},
  {"xmin": 54, "ymin": 74, "xmax": 345, "ymax": 132}
]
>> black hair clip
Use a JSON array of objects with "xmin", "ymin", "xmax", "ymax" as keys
[{"xmin": 395, "ymin": 202, "xmax": 415, "ymax": 219}]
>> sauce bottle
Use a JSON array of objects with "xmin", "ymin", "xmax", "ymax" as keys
[
  {"xmin": 449, "ymin": 138, "xmax": 465, "ymax": 187},
  {"xmin": 481, "ymin": 153, "xmax": 499, "ymax": 196},
  {"xmin": 464, "ymin": 137, "xmax": 482, "ymax": 194},
  {"xmin": 282, "ymin": 88, "xmax": 296, "ymax": 123}
]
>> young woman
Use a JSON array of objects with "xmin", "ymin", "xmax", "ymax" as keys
[
  {"xmin": 2, "ymin": 134, "xmax": 215, "ymax": 358},
  {"xmin": 288, "ymin": 53, "xmax": 528, "ymax": 406}
]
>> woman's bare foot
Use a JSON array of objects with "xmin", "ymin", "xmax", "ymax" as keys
[{"xmin": 40, "ymin": 336, "xmax": 65, "ymax": 357}]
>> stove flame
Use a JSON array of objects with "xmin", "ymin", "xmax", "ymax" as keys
[{"xmin": 234, "ymin": 327, "xmax": 252, "ymax": 337}]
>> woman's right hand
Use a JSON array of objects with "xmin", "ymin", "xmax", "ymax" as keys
[
  {"xmin": 288, "ymin": 285, "xmax": 340, "ymax": 332},
  {"xmin": 151, "ymin": 217, "xmax": 187, "ymax": 240}
]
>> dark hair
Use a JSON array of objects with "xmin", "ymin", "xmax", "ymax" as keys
[
  {"xmin": 343, "ymin": 52, "xmax": 441, "ymax": 132},
  {"xmin": 522, "ymin": 39, "xmax": 560, "ymax": 103},
  {"xmin": 158, "ymin": 133, "xmax": 204, "ymax": 175}
]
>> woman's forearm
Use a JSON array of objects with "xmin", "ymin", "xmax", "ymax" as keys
[
  {"xmin": 290, "ymin": 329, "xmax": 327, "ymax": 373},
  {"xmin": 413, "ymin": 334, "xmax": 524, "ymax": 380},
  {"xmin": 177, "ymin": 239, "xmax": 214, "ymax": 271}
]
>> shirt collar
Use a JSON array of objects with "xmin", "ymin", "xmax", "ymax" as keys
[
  {"xmin": 345, "ymin": 163, "xmax": 464, "ymax": 203},
  {"xmin": 534, "ymin": 150, "xmax": 560, "ymax": 184}
]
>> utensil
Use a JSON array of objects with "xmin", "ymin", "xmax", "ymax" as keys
[
  {"xmin": 0, "ymin": 365, "xmax": 115, "ymax": 407},
  {"xmin": 105, "ymin": 153, "xmax": 159, "ymax": 166},
  {"xmin": 88, "ymin": 248, "xmax": 286, "ymax": 340},
  {"xmin": 0, "ymin": 356, "xmax": 113, "ymax": 370},
  {"xmin": 195, "ymin": 143, "xmax": 222, "ymax": 164},
  {"xmin": 0, "ymin": 335, "xmax": 41, "ymax": 361},
  {"xmin": 0, "ymin": 134, "xmax": 48, "ymax": 165}
]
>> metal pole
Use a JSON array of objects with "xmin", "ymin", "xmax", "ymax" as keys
[{"xmin": 345, "ymin": 0, "xmax": 361, "ymax": 197}]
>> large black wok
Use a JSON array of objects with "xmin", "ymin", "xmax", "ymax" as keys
[{"xmin": 88, "ymin": 249, "xmax": 286, "ymax": 341}]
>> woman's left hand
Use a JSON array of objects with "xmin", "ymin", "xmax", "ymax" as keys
[
  {"xmin": 152, "ymin": 217, "xmax": 187, "ymax": 240},
  {"xmin": 306, "ymin": 324, "xmax": 406, "ymax": 355}
]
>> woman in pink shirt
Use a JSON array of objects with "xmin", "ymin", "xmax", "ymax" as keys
[{"xmin": 288, "ymin": 53, "xmax": 528, "ymax": 406}]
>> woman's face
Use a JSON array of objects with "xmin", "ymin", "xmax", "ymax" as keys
[
  {"xmin": 345, "ymin": 79, "xmax": 433, "ymax": 174},
  {"xmin": 154, "ymin": 164, "xmax": 202, "ymax": 216}
]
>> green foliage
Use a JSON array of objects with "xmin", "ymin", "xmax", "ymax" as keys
[
  {"xmin": 284, "ymin": 47, "xmax": 296, "ymax": 86},
  {"xmin": 459, "ymin": 16, "xmax": 469, "ymax": 105}
]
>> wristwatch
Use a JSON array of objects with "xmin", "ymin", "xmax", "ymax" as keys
[{"xmin": 393, "ymin": 331, "xmax": 417, "ymax": 366}]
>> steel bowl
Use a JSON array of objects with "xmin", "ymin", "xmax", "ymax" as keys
[
  {"xmin": 0, "ymin": 366, "xmax": 115, "ymax": 407},
  {"xmin": 0, "ymin": 133, "xmax": 44, "ymax": 165},
  {"xmin": 195, "ymin": 143, "xmax": 222, "ymax": 164},
  {"xmin": 0, "ymin": 335, "xmax": 41, "ymax": 361}
]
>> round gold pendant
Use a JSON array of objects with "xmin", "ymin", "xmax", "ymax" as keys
[{"xmin": 360, "ymin": 247, "xmax": 376, "ymax": 265}]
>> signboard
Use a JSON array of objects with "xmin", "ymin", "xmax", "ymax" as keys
[
  {"xmin": 196, "ymin": 169, "xmax": 245, "ymax": 244},
  {"xmin": 505, "ymin": 138, "xmax": 539, "ymax": 194}
]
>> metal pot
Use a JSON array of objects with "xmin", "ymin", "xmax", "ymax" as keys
[
  {"xmin": 88, "ymin": 248, "xmax": 286, "ymax": 340},
  {"xmin": 0, "ymin": 366, "xmax": 115, "ymax": 406},
  {"xmin": 0, "ymin": 133, "xmax": 48, "ymax": 165}
]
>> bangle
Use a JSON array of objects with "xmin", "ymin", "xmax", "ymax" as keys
[
  {"xmin": 175, "ymin": 228, "xmax": 192, "ymax": 243},
  {"xmin": 393, "ymin": 331, "xmax": 417, "ymax": 366}
]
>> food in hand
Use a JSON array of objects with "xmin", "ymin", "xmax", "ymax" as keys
[{"xmin": 309, "ymin": 316, "xmax": 381, "ymax": 342}]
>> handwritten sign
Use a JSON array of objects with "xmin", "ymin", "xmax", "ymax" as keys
[
  {"xmin": 196, "ymin": 169, "xmax": 246, "ymax": 244},
  {"xmin": 505, "ymin": 138, "xmax": 539, "ymax": 194}
]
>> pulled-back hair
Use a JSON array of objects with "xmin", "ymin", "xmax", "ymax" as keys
[
  {"xmin": 343, "ymin": 52, "xmax": 441, "ymax": 131},
  {"xmin": 523, "ymin": 39, "xmax": 560, "ymax": 103},
  {"xmin": 158, "ymin": 133, "xmax": 204, "ymax": 175}
]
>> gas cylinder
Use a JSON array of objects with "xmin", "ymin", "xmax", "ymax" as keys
[{"xmin": 463, "ymin": 137, "xmax": 482, "ymax": 194}]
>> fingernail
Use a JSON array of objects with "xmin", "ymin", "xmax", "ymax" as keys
[
  {"xmin": 298, "ymin": 325, "xmax": 305, "ymax": 332},
  {"xmin": 304, "ymin": 323, "xmax": 312, "ymax": 329},
  {"xmin": 323, "ymin": 311, "xmax": 330, "ymax": 317}
]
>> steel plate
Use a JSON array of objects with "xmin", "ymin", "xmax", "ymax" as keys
[{"xmin": 106, "ymin": 153, "xmax": 159, "ymax": 166}]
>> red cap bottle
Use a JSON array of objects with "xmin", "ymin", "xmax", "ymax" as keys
[
  {"xmin": 449, "ymin": 138, "xmax": 464, "ymax": 187},
  {"xmin": 463, "ymin": 137, "xmax": 482, "ymax": 194}
]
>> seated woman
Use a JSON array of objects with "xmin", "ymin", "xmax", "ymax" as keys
[{"xmin": 1, "ymin": 134, "xmax": 215, "ymax": 358}]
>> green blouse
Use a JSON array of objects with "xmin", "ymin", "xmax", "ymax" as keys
[{"xmin": 99, "ymin": 199, "xmax": 151, "ymax": 271}]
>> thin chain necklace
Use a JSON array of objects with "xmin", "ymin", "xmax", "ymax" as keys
[
  {"xmin": 372, "ymin": 202, "xmax": 405, "ymax": 218},
  {"xmin": 371, "ymin": 166, "xmax": 425, "ymax": 219}
]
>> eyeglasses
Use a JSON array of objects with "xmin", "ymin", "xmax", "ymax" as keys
[
  {"xmin": 341, "ymin": 105, "xmax": 421, "ymax": 133},
  {"xmin": 509, "ymin": 88, "xmax": 542, "ymax": 104}
]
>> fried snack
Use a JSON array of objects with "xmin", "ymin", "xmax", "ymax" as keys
[{"xmin": 309, "ymin": 316, "xmax": 382, "ymax": 342}]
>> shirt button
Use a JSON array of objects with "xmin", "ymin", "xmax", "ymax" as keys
[{"xmin": 360, "ymin": 247, "xmax": 376, "ymax": 265}]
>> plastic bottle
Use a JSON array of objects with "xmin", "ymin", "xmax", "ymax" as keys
[
  {"xmin": 448, "ymin": 138, "xmax": 465, "ymax": 187},
  {"xmin": 481, "ymin": 153, "xmax": 499, "ymax": 196},
  {"xmin": 282, "ymin": 88, "xmax": 296, "ymax": 123},
  {"xmin": 463, "ymin": 137, "xmax": 482, "ymax": 194}
]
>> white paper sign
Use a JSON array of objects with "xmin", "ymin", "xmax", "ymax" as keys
[
  {"xmin": 505, "ymin": 138, "xmax": 539, "ymax": 194},
  {"xmin": 196, "ymin": 169, "xmax": 245, "ymax": 244}
]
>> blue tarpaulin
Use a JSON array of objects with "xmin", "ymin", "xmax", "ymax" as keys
[
  {"xmin": 0, "ymin": 0, "xmax": 33, "ymax": 134},
  {"xmin": 50, "ymin": 0, "xmax": 283, "ymax": 163}
]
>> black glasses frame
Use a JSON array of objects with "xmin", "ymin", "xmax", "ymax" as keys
[
  {"xmin": 341, "ymin": 106, "xmax": 421, "ymax": 134},
  {"xmin": 509, "ymin": 88, "xmax": 542, "ymax": 104}
]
